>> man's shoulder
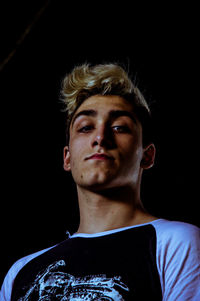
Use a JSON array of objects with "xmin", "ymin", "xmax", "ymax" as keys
[
  {"xmin": 0, "ymin": 246, "xmax": 55, "ymax": 301},
  {"xmin": 152, "ymin": 218, "xmax": 199, "ymax": 240},
  {"xmin": 9, "ymin": 246, "xmax": 53, "ymax": 277},
  {"xmin": 151, "ymin": 218, "xmax": 200, "ymax": 255},
  {"xmin": 153, "ymin": 218, "xmax": 200, "ymax": 234},
  {"xmin": 150, "ymin": 219, "xmax": 200, "ymax": 300}
]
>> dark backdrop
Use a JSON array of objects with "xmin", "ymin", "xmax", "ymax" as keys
[{"xmin": 1, "ymin": 1, "xmax": 199, "ymax": 285}]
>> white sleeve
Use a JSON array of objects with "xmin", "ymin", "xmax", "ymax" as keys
[
  {"xmin": 155, "ymin": 220, "xmax": 200, "ymax": 301},
  {"xmin": 0, "ymin": 247, "xmax": 54, "ymax": 301}
]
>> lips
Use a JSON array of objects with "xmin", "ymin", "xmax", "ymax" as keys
[{"xmin": 86, "ymin": 153, "xmax": 114, "ymax": 161}]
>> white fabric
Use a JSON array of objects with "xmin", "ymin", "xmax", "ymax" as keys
[
  {"xmin": 1, "ymin": 219, "xmax": 199, "ymax": 301},
  {"xmin": 153, "ymin": 219, "xmax": 200, "ymax": 300}
]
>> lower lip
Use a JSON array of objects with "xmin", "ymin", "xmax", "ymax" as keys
[{"xmin": 89, "ymin": 155, "xmax": 111, "ymax": 160}]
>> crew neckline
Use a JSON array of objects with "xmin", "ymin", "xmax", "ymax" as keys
[{"xmin": 69, "ymin": 218, "xmax": 162, "ymax": 239}]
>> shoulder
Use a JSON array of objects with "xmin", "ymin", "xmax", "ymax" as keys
[
  {"xmin": 152, "ymin": 218, "xmax": 200, "ymax": 245},
  {"xmin": 0, "ymin": 246, "xmax": 54, "ymax": 301},
  {"xmin": 151, "ymin": 219, "xmax": 200, "ymax": 300},
  {"xmin": 152, "ymin": 218, "xmax": 200, "ymax": 264}
]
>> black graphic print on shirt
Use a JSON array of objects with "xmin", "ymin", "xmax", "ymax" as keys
[{"xmin": 17, "ymin": 259, "xmax": 129, "ymax": 300}]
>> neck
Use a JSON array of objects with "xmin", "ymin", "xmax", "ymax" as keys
[{"xmin": 76, "ymin": 185, "xmax": 156, "ymax": 234}]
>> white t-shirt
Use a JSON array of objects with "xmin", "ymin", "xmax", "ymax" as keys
[{"xmin": 1, "ymin": 219, "xmax": 200, "ymax": 300}]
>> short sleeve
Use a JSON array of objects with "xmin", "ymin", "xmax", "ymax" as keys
[
  {"xmin": 0, "ymin": 246, "xmax": 54, "ymax": 301},
  {"xmin": 155, "ymin": 220, "xmax": 200, "ymax": 300}
]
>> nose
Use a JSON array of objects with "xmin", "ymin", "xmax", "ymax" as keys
[{"xmin": 91, "ymin": 124, "xmax": 114, "ymax": 148}]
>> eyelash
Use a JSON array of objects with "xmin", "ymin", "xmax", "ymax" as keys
[
  {"xmin": 112, "ymin": 126, "xmax": 131, "ymax": 133},
  {"xmin": 78, "ymin": 126, "xmax": 93, "ymax": 133}
]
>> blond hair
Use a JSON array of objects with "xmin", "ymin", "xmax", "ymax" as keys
[{"xmin": 60, "ymin": 63, "xmax": 152, "ymax": 145}]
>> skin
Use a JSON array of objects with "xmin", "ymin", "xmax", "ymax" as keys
[{"xmin": 63, "ymin": 95, "xmax": 157, "ymax": 234}]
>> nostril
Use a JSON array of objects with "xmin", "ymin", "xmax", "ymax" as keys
[
  {"xmin": 91, "ymin": 127, "xmax": 116, "ymax": 148},
  {"xmin": 93, "ymin": 140, "xmax": 99, "ymax": 146}
]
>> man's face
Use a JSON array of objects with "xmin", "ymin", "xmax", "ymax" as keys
[{"xmin": 64, "ymin": 95, "xmax": 153, "ymax": 191}]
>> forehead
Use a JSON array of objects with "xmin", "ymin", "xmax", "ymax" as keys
[{"xmin": 75, "ymin": 95, "xmax": 134, "ymax": 114}]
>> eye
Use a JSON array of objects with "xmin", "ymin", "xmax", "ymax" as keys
[
  {"xmin": 78, "ymin": 125, "xmax": 93, "ymax": 133},
  {"xmin": 112, "ymin": 125, "xmax": 131, "ymax": 133}
]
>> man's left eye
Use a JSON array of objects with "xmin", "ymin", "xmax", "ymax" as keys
[{"xmin": 112, "ymin": 126, "xmax": 130, "ymax": 133}]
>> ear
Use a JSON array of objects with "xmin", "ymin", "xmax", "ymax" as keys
[
  {"xmin": 140, "ymin": 143, "xmax": 156, "ymax": 169},
  {"xmin": 63, "ymin": 146, "xmax": 71, "ymax": 171}
]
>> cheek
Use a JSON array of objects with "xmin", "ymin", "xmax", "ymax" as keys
[
  {"xmin": 120, "ymin": 134, "xmax": 142, "ymax": 155},
  {"xmin": 123, "ymin": 146, "xmax": 143, "ymax": 165},
  {"xmin": 118, "ymin": 137, "xmax": 143, "ymax": 170},
  {"xmin": 69, "ymin": 138, "xmax": 86, "ymax": 171},
  {"xmin": 69, "ymin": 135, "xmax": 83, "ymax": 156}
]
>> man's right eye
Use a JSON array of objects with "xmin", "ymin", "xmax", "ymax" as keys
[{"xmin": 78, "ymin": 125, "xmax": 93, "ymax": 133}]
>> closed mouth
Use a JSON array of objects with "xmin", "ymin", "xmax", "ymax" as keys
[{"xmin": 86, "ymin": 153, "xmax": 114, "ymax": 160}]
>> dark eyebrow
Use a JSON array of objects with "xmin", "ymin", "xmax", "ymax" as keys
[
  {"xmin": 109, "ymin": 110, "xmax": 137, "ymax": 124},
  {"xmin": 71, "ymin": 110, "xmax": 97, "ymax": 127},
  {"xmin": 71, "ymin": 109, "xmax": 137, "ymax": 127}
]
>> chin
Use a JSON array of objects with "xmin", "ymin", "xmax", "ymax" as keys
[{"xmin": 78, "ymin": 173, "xmax": 115, "ymax": 191}]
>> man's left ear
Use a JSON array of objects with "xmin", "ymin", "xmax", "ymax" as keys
[{"xmin": 140, "ymin": 143, "xmax": 156, "ymax": 169}]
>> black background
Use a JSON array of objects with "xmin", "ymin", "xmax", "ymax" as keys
[{"xmin": 1, "ymin": 1, "xmax": 199, "ymax": 285}]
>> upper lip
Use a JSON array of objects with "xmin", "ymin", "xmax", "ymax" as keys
[{"xmin": 85, "ymin": 153, "xmax": 114, "ymax": 160}]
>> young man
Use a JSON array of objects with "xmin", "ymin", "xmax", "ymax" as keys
[{"xmin": 1, "ymin": 63, "xmax": 200, "ymax": 300}]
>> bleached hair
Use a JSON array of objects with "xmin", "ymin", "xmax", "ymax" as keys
[{"xmin": 60, "ymin": 63, "xmax": 152, "ymax": 145}]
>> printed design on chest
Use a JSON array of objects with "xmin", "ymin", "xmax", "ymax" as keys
[{"xmin": 18, "ymin": 260, "xmax": 130, "ymax": 300}]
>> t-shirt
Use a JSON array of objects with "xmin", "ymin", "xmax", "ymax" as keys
[{"xmin": 1, "ymin": 219, "xmax": 200, "ymax": 300}]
